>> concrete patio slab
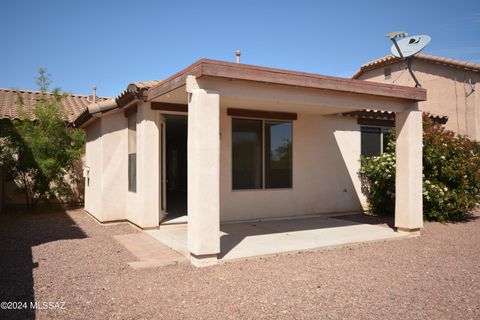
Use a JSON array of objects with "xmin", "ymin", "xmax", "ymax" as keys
[
  {"xmin": 161, "ymin": 214, "xmax": 188, "ymax": 225},
  {"xmin": 113, "ymin": 233, "xmax": 187, "ymax": 269},
  {"xmin": 147, "ymin": 216, "xmax": 411, "ymax": 263}
]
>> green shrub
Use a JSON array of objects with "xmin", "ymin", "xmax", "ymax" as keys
[
  {"xmin": 0, "ymin": 68, "xmax": 85, "ymax": 208},
  {"xmin": 359, "ymin": 116, "xmax": 480, "ymax": 222}
]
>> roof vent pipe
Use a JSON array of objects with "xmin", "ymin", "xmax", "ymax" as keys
[
  {"xmin": 92, "ymin": 85, "xmax": 97, "ymax": 103},
  {"xmin": 235, "ymin": 50, "xmax": 241, "ymax": 64}
]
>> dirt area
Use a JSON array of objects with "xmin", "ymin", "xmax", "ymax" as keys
[{"xmin": 0, "ymin": 209, "xmax": 479, "ymax": 320}]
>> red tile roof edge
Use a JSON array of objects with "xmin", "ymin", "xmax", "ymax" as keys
[{"xmin": 352, "ymin": 53, "xmax": 480, "ymax": 79}]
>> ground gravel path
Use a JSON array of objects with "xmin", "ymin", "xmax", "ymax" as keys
[{"xmin": 0, "ymin": 209, "xmax": 478, "ymax": 320}]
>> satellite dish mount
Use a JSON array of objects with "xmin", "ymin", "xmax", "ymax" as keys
[{"xmin": 386, "ymin": 32, "xmax": 431, "ymax": 88}]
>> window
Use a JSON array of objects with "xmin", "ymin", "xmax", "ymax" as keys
[
  {"xmin": 232, "ymin": 118, "xmax": 292, "ymax": 190},
  {"xmin": 361, "ymin": 126, "xmax": 392, "ymax": 157},
  {"xmin": 265, "ymin": 121, "xmax": 292, "ymax": 188},
  {"xmin": 128, "ymin": 112, "xmax": 137, "ymax": 192},
  {"xmin": 232, "ymin": 119, "xmax": 263, "ymax": 189},
  {"xmin": 384, "ymin": 67, "xmax": 391, "ymax": 80}
]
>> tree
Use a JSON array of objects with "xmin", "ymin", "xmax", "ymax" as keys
[{"xmin": 0, "ymin": 68, "xmax": 85, "ymax": 208}]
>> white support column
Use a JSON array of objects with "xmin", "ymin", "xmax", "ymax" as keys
[
  {"xmin": 187, "ymin": 77, "xmax": 220, "ymax": 267},
  {"xmin": 136, "ymin": 101, "xmax": 160, "ymax": 228},
  {"xmin": 395, "ymin": 105, "xmax": 423, "ymax": 233}
]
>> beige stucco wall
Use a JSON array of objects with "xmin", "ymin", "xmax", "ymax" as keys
[
  {"xmin": 84, "ymin": 111, "xmax": 127, "ymax": 221},
  {"xmin": 356, "ymin": 60, "xmax": 480, "ymax": 140},
  {"xmin": 100, "ymin": 111, "xmax": 128, "ymax": 221},
  {"xmin": 84, "ymin": 103, "xmax": 366, "ymax": 226},
  {"xmin": 84, "ymin": 119, "xmax": 102, "ymax": 216},
  {"xmin": 128, "ymin": 101, "xmax": 160, "ymax": 228},
  {"xmin": 219, "ymin": 108, "xmax": 364, "ymax": 222},
  {"xmin": 84, "ymin": 103, "xmax": 161, "ymax": 228}
]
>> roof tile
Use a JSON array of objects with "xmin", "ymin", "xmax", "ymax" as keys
[
  {"xmin": 341, "ymin": 109, "xmax": 448, "ymax": 124},
  {"xmin": 0, "ymin": 88, "xmax": 110, "ymax": 123},
  {"xmin": 353, "ymin": 53, "xmax": 480, "ymax": 78}
]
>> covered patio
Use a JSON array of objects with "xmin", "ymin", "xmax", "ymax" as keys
[
  {"xmin": 146, "ymin": 60, "xmax": 424, "ymax": 266},
  {"xmin": 147, "ymin": 215, "xmax": 410, "ymax": 262},
  {"xmin": 79, "ymin": 59, "xmax": 426, "ymax": 267}
]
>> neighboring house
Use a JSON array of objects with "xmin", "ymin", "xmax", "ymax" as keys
[
  {"xmin": 0, "ymin": 88, "xmax": 109, "ymax": 210},
  {"xmin": 76, "ymin": 59, "xmax": 426, "ymax": 266},
  {"xmin": 353, "ymin": 54, "xmax": 480, "ymax": 141}
]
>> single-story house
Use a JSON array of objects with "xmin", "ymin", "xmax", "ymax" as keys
[
  {"xmin": 75, "ymin": 59, "xmax": 426, "ymax": 266},
  {"xmin": 353, "ymin": 53, "xmax": 479, "ymax": 140},
  {"xmin": 0, "ymin": 88, "xmax": 109, "ymax": 210}
]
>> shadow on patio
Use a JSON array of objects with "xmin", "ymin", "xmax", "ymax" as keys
[
  {"xmin": 148, "ymin": 215, "xmax": 407, "ymax": 262},
  {"xmin": 218, "ymin": 216, "xmax": 403, "ymax": 260}
]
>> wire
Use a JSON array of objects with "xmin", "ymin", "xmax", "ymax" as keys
[
  {"xmin": 463, "ymin": 71, "xmax": 469, "ymax": 136},
  {"xmin": 391, "ymin": 62, "xmax": 408, "ymax": 84}
]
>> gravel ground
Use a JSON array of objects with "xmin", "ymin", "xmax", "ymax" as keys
[{"xmin": 0, "ymin": 209, "xmax": 479, "ymax": 320}]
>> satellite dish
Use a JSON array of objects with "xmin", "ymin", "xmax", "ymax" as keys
[
  {"xmin": 390, "ymin": 35, "xmax": 431, "ymax": 58},
  {"xmin": 385, "ymin": 32, "xmax": 431, "ymax": 87},
  {"xmin": 385, "ymin": 31, "xmax": 407, "ymax": 40}
]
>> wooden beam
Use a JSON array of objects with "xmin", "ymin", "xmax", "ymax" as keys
[
  {"xmin": 124, "ymin": 105, "xmax": 137, "ymax": 118},
  {"xmin": 357, "ymin": 118, "xmax": 394, "ymax": 127},
  {"xmin": 151, "ymin": 102, "xmax": 188, "ymax": 113},
  {"xmin": 147, "ymin": 63, "xmax": 203, "ymax": 100},
  {"xmin": 227, "ymin": 108, "xmax": 297, "ymax": 120}
]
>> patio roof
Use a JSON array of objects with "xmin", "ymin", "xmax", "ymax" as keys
[
  {"xmin": 148, "ymin": 59, "xmax": 427, "ymax": 102},
  {"xmin": 74, "ymin": 59, "xmax": 428, "ymax": 128}
]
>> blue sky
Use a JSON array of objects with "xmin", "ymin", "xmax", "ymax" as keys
[{"xmin": 1, "ymin": 0, "xmax": 479, "ymax": 97}]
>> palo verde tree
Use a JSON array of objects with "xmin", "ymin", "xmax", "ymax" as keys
[{"xmin": 0, "ymin": 68, "xmax": 85, "ymax": 208}]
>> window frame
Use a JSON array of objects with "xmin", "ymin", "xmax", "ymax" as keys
[
  {"xmin": 384, "ymin": 67, "xmax": 392, "ymax": 80},
  {"xmin": 360, "ymin": 125, "xmax": 392, "ymax": 157},
  {"xmin": 231, "ymin": 117, "xmax": 293, "ymax": 191},
  {"xmin": 127, "ymin": 112, "xmax": 137, "ymax": 193}
]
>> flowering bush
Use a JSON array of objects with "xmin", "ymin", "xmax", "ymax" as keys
[
  {"xmin": 359, "ymin": 138, "xmax": 396, "ymax": 217},
  {"xmin": 360, "ymin": 116, "xmax": 480, "ymax": 222}
]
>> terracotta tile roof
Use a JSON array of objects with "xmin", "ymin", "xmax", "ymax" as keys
[
  {"xmin": 340, "ymin": 109, "xmax": 448, "ymax": 125},
  {"xmin": 0, "ymin": 88, "xmax": 110, "ymax": 123},
  {"xmin": 73, "ymin": 80, "xmax": 162, "ymax": 127},
  {"xmin": 352, "ymin": 53, "xmax": 480, "ymax": 79},
  {"xmin": 129, "ymin": 80, "xmax": 163, "ymax": 90},
  {"xmin": 115, "ymin": 80, "xmax": 162, "ymax": 107}
]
